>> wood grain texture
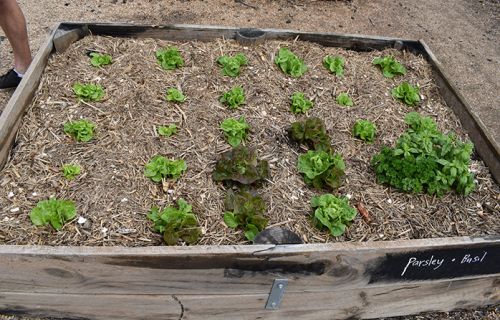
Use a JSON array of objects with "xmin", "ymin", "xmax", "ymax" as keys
[
  {"xmin": 0, "ymin": 24, "xmax": 57, "ymax": 171},
  {"xmin": 1, "ymin": 277, "xmax": 497, "ymax": 320},
  {"xmin": 0, "ymin": 293, "xmax": 179, "ymax": 320},
  {"xmin": 0, "ymin": 237, "xmax": 498, "ymax": 296},
  {"xmin": 53, "ymin": 24, "xmax": 89, "ymax": 53}
]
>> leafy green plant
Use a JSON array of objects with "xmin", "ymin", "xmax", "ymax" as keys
[
  {"xmin": 288, "ymin": 117, "xmax": 331, "ymax": 152},
  {"xmin": 166, "ymin": 88, "xmax": 186, "ymax": 103},
  {"xmin": 156, "ymin": 47, "xmax": 184, "ymax": 70},
  {"xmin": 223, "ymin": 190, "xmax": 268, "ymax": 241},
  {"xmin": 213, "ymin": 146, "xmax": 270, "ymax": 185},
  {"xmin": 290, "ymin": 92, "xmax": 313, "ymax": 114},
  {"xmin": 217, "ymin": 53, "xmax": 248, "ymax": 77},
  {"xmin": 353, "ymin": 119, "xmax": 377, "ymax": 143},
  {"xmin": 311, "ymin": 194, "xmax": 356, "ymax": 237},
  {"xmin": 391, "ymin": 82, "xmax": 420, "ymax": 106},
  {"xmin": 274, "ymin": 48, "xmax": 307, "ymax": 78},
  {"xmin": 323, "ymin": 55, "xmax": 344, "ymax": 76},
  {"xmin": 72, "ymin": 83, "xmax": 105, "ymax": 102},
  {"xmin": 30, "ymin": 198, "xmax": 76, "ymax": 231},
  {"xmin": 158, "ymin": 124, "xmax": 178, "ymax": 137},
  {"xmin": 89, "ymin": 52, "xmax": 112, "ymax": 67},
  {"xmin": 372, "ymin": 56, "xmax": 407, "ymax": 78},
  {"xmin": 62, "ymin": 164, "xmax": 81, "ymax": 180},
  {"xmin": 148, "ymin": 198, "xmax": 201, "ymax": 245},
  {"xmin": 220, "ymin": 86, "xmax": 245, "ymax": 109},
  {"xmin": 336, "ymin": 92, "xmax": 353, "ymax": 107},
  {"xmin": 64, "ymin": 119, "xmax": 96, "ymax": 142},
  {"xmin": 144, "ymin": 156, "xmax": 187, "ymax": 182},
  {"xmin": 372, "ymin": 112, "xmax": 475, "ymax": 196},
  {"xmin": 220, "ymin": 117, "xmax": 250, "ymax": 147},
  {"xmin": 298, "ymin": 150, "xmax": 345, "ymax": 190}
]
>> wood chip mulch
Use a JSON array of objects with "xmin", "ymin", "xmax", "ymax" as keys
[{"xmin": 0, "ymin": 35, "xmax": 498, "ymax": 246}]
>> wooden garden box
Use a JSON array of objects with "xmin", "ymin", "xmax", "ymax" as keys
[{"xmin": 0, "ymin": 23, "xmax": 498, "ymax": 320}]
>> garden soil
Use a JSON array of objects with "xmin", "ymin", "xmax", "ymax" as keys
[{"xmin": 0, "ymin": 1, "xmax": 498, "ymax": 319}]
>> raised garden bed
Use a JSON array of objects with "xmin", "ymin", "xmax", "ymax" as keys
[{"xmin": 0, "ymin": 23, "xmax": 498, "ymax": 320}]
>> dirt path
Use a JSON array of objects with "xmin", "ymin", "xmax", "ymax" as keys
[{"xmin": 0, "ymin": 0, "xmax": 498, "ymax": 319}]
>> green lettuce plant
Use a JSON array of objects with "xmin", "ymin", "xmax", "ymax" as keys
[
  {"xmin": 148, "ymin": 198, "xmax": 201, "ymax": 245},
  {"xmin": 144, "ymin": 156, "xmax": 187, "ymax": 182},
  {"xmin": 223, "ymin": 190, "xmax": 267, "ymax": 241},
  {"xmin": 274, "ymin": 48, "xmax": 307, "ymax": 78},
  {"xmin": 311, "ymin": 194, "xmax": 356, "ymax": 236},
  {"xmin": 30, "ymin": 198, "xmax": 76, "ymax": 230}
]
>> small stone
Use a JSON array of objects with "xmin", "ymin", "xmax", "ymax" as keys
[
  {"xmin": 387, "ymin": 199, "xmax": 392, "ymax": 204},
  {"xmin": 77, "ymin": 216, "xmax": 87, "ymax": 224},
  {"xmin": 121, "ymin": 198, "xmax": 128, "ymax": 203},
  {"xmin": 7, "ymin": 192, "xmax": 14, "ymax": 198},
  {"xmin": 101, "ymin": 227, "xmax": 108, "ymax": 234},
  {"xmin": 346, "ymin": 194, "xmax": 352, "ymax": 199},
  {"xmin": 32, "ymin": 192, "xmax": 38, "ymax": 196},
  {"xmin": 10, "ymin": 207, "xmax": 20, "ymax": 213}
]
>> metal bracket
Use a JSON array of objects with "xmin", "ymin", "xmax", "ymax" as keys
[{"xmin": 265, "ymin": 279, "xmax": 288, "ymax": 310}]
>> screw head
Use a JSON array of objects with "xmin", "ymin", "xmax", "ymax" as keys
[
  {"xmin": 278, "ymin": 283, "xmax": 284, "ymax": 289},
  {"xmin": 271, "ymin": 302, "xmax": 277, "ymax": 308}
]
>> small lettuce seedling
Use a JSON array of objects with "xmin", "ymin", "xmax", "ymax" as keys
[
  {"xmin": 213, "ymin": 146, "xmax": 270, "ymax": 185},
  {"xmin": 311, "ymin": 194, "xmax": 356, "ymax": 237},
  {"xmin": 156, "ymin": 47, "xmax": 184, "ymax": 70},
  {"xmin": 336, "ymin": 92, "xmax": 353, "ymax": 107},
  {"xmin": 353, "ymin": 119, "xmax": 377, "ymax": 143},
  {"xmin": 217, "ymin": 53, "xmax": 248, "ymax": 77},
  {"xmin": 391, "ymin": 82, "xmax": 420, "ymax": 106},
  {"xmin": 64, "ymin": 119, "xmax": 96, "ymax": 142},
  {"xmin": 89, "ymin": 53, "xmax": 112, "ymax": 67},
  {"xmin": 288, "ymin": 117, "xmax": 331, "ymax": 152},
  {"xmin": 220, "ymin": 86, "xmax": 245, "ymax": 109},
  {"xmin": 290, "ymin": 92, "xmax": 313, "ymax": 114},
  {"xmin": 274, "ymin": 48, "xmax": 307, "ymax": 78},
  {"xmin": 220, "ymin": 117, "xmax": 250, "ymax": 147},
  {"xmin": 73, "ymin": 83, "xmax": 105, "ymax": 102},
  {"xmin": 30, "ymin": 198, "xmax": 77, "ymax": 231},
  {"xmin": 144, "ymin": 156, "xmax": 187, "ymax": 182},
  {"xmin": 158, "ymin": 124, "xmax": 178, "ymax": 137},
  {"xmin": 298, "ymin": 150, "xmax": 345, "ymax": 190},
  {"xmin": 223, "ymin": 190, "xmax": 268, "ymax": 241},
  {"xmin": 62, "ymin": 164, "xmax": 81, "ymax": 180},
  {"xmin": 148, "ymin": 198, "xmax": 201, "ymax": 245},
  {"xmin": 166, "ymin": 88, "xmax": 186, "ymax": 103},
  {"xmin": 372, "ymin": 56, "xmax": 407, "ymax": 78},
  {"xmin": 323, "ymin": 55, "xmax": 344, "ymax": 77}
]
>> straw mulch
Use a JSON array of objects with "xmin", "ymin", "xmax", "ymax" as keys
[{"xmin": 0, "ymin": 35, "xmax": 498, "ymax": 246}]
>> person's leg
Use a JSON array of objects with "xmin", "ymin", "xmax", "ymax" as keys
[{"xmin": 0, "ymin": 0, "xmax": 32, "ymax": 73}]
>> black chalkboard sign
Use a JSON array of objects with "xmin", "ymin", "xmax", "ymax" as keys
[{"xmin": 367, "ymin": 243, "xmax": 500, "ymax": 283}]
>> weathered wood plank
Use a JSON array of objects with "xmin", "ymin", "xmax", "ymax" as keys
[
  {"xmin": 175, "ymin": 277, "xmax": 499, "ymax": 320},
  {"xmin": 0, "ymin": 24, "xmax": 57, "ymax": 170},
  {"xmin": 1, "ymin": 277, "xmax": 497, "ymax": 320},
  {"xmin": 0, "ymin": 237, "xmax": 498, "ymax": 295},
  {"xmin": 62, "ymin": 22, "xmax": 418, "ymax": 51},
  {"xmin": 53, "ymin": 24, "xmax": 88, "ymax": 53},
  {"xmin": 419, "ymin": 40, "xmax": 500, "ymax": 183},
  {"xmin": 0, "ymin": 293, "xmax": 180, "ymax": 320}
]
